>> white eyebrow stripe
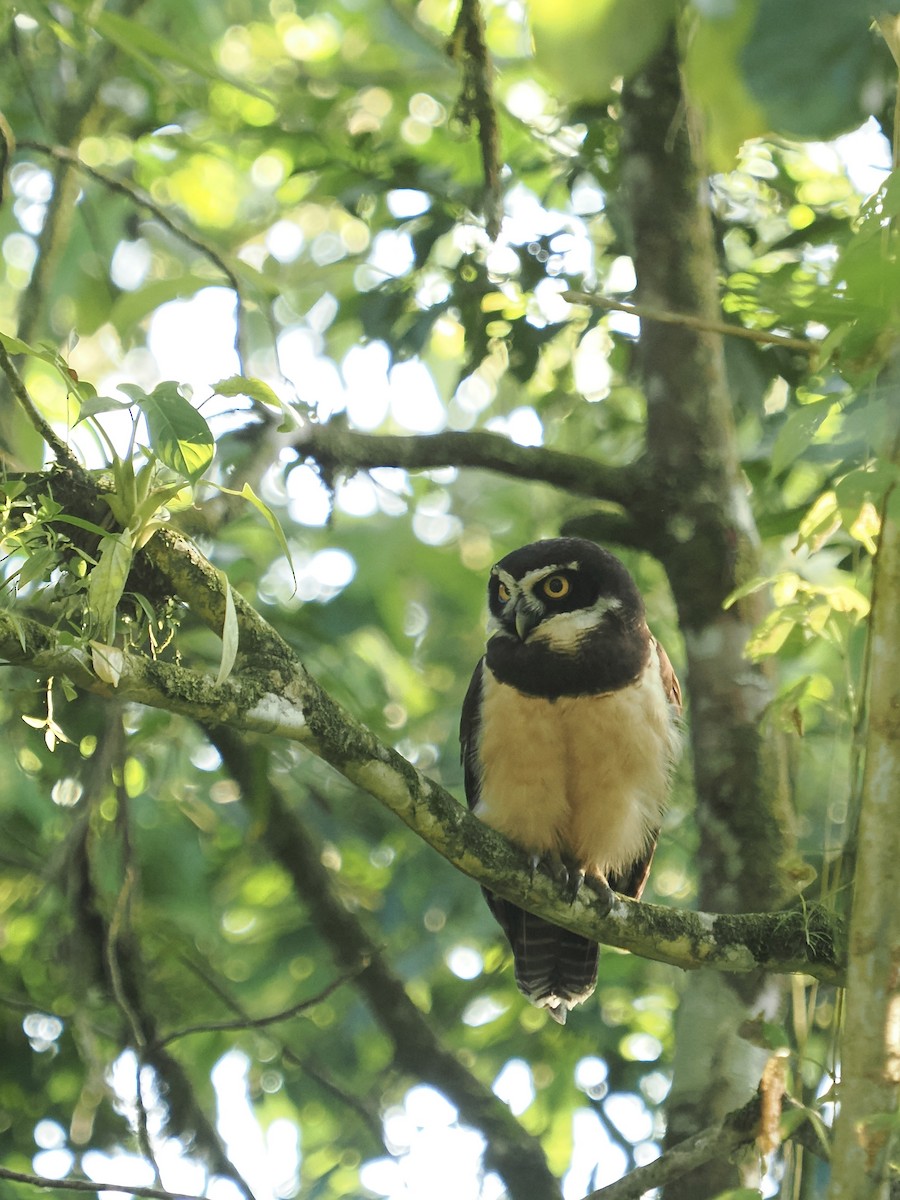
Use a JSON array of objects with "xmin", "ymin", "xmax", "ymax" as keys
[
  {"xmin": 516, "ymin": 561, "xmax": 580, "ymax": 591},
  {"xmin": 492, "ymin": 567, "xmax": 520, "ymax": 594}
]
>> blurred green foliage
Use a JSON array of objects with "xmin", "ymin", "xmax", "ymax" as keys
[{"xmin": 0, "ymin": 0, "xmax": 897, "ymax": 1197}]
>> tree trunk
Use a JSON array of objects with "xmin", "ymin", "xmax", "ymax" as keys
[
  {"xmin": 827, "ymin": 395, "xmax": 900, "ymax": 1200},
  {"xmin": 619, "ymin": 31, "xmax": 791, "ymax": 1196}
]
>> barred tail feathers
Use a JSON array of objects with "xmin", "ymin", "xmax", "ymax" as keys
[{"xmin": 487, "ymin": 893, "xmax": 599, "ymax": 1024}]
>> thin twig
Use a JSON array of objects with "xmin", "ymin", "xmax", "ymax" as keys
[
  {"xmin": 17, "ymin": 140, "xmax": 246, "ymax": 370},
  {"xmin": 563, "ymin": 290, "xmax": 818, "ymax": 355},
  {"xmin": 210, "ymin": 726, "xmax": 564, "ymax": 1200},
  {"xmin": 0, "ymin": 339, "xmax": 79, "ymax": 467},
  {"xmin": 585, "ymin": 1094, "xmax": 766, "ymax": 1200},
  {"xmin": 0, "ymin": 1166, "xmax": 205, "ymax": 1200},
  {"xmin": 174, "ymin": 949, "xmax": 386, "ymax": 1145},
  {"xmin": 155, "ymin": 961, "xmax": 370, "ymax": 1047}
]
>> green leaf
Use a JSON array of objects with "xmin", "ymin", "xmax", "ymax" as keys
[
  {"xmin": 118, "ymin": 383, "xmax": 150, "ymax": 406},
  {"xmin": 0, "ymin": 331, "xmax": 38, "ymax": 356},
  {"xmin": 50, "ymin": 513, "xmax": 114, "ymax": 539},
  {"xmin": 213, "ymin": 375, "xmax": 284, "ymax": 411},
  {"xmin": 682, "ymin": 0, "xmax": 768, "ymax": 170},
  {"xmin": 722, "ymin": 574, "xmax": 771, "ymax": 610},
  {"xmin": 88, "ymin": 531, "xmax": 133, "ymax": 640},
  {"xmin": 82, "ymin": 7, "xmax": 225, "ymax": 85},
  {"xmin": 742, "ymin": 0, "xmax": 877, "ymax": 140},
  {"xmin": 137, "ymin": 383, "xmax": 215, "ymax": 483},
  {"xmin": 529, "ymin": 0, "xmax": 678, "ymax": 104},
  {"xmin": 211, "ymin": 481, "xmax": 297, "ymax": 589},
  {"xmin": 76, "ymin": 395, "xmax": 135, "ymax": 423},
  {"xmin": 770, "ymin": 400, "xmax": 833, "ymax": 476},
  {"xmin": 215, "ymin": 569, "xmax": 239, "ymax": 686}
]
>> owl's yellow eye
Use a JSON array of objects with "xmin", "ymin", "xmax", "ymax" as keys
[
  {"xmin": 542, "ymin": 574, "xmax": 570, "ymax": 599},
  {"xmin": 497, "ymin": 582, "xmax": 511, "ymax": 603}
]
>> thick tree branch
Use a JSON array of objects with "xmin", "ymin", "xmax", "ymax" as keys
[
  {"xmin": 619, "ymin": 32, "xmax": 795, "ymax": 1198},
  {"xmin": 210, "ymin": 728, "xmax": 564, "ymax": 1200},
  {"xmin": 294, "ymin": 420, "xmax": 641, "ymax": 511},
  {"xmin": 0, "ymin": 607, "xmax": 843, "ymax": 984}
]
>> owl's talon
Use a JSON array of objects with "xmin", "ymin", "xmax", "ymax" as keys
[
  {"xmin": 585, "ymin": 875, "xmax": 616, "ymax": 916},
  {"xmin": 562, "ymin": 867, "xmax": 585, "ymax": 905},
  {"xmin": 531, "ymin": 852, "xmax": 568, "ymax": 889}
]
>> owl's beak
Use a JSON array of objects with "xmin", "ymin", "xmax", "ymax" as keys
[{"xmin": 513, "ymin": 599, "xmax": 541, "ymax": 641}]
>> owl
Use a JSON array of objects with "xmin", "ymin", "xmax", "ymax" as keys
[{"xmin": 460, "ymin": 538, "xmax": 681, "ymax": 1023}]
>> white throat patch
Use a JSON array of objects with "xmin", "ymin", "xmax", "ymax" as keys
[{"xmin": 529, "ymin": 595, "xmax": 622, "ymax": 652}]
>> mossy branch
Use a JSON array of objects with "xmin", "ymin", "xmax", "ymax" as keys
[{"xmin": 0, "ymin": 606, "xmax": 844, "ymax": 985}]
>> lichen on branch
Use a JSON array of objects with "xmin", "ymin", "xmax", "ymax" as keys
[{"xmin": 0, "ymin": 602, "xmax": 844, "ymax": 986}]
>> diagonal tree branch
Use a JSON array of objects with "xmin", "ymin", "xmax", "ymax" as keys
[
  {"xmin": 583, "ymin": 1090, "xmax": 818, "ymax": 1200},
  {"xmin": 0, "ymin": 605, "xmax": 844, "ymax": 985},
  {"xmin": 210, "ymin": 726, "xmax": 564, "ymax": 1200}
]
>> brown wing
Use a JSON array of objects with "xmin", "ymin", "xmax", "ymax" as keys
[
  {"xmin": 608, "ymin": 635, "xmax": 681, "ymax": 901},
  {"xmin": 655, "ymin": 636, "xmax": 682, "ymax": 714}
]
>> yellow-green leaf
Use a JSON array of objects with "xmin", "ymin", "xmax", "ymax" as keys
[
  {"xmin": 88, "ymin": 531, "xmax": 133, "ymax": 640},
  {"xmin": 215, "ymin": 570, "xmax": 239, "ymax": 685},
  {"xmin": 137, "ymin": 383, "xmax": 215, "ymax": 483}
]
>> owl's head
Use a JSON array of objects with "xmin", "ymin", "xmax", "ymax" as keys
[{"xmin": 484, "ymin": 538, "xmax": 647, "ymax": 696}]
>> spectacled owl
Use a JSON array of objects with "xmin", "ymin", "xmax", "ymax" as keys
[{"xmin": 460, "ymin": 537, "xmax": 681, "ymax": 1023}]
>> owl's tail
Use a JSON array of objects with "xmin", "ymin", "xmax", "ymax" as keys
[{"xmin": 487, "ymin": 895, "xmax": 598, "ymax": 1024}]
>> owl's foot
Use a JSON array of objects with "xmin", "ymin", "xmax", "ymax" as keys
[
  {"xmin": 530, "ymin": 852, "xmax": 565, "ymax": 888},
  {"xmin": 584, "ymin": 873, "xmax": 616, "ymax": 916},
  {"xmin": 529, "ymin": 852, "xmax": 590, "ymax": 905}
]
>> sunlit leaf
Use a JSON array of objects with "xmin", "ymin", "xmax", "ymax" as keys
[
  {"xmin": 76, "ymin": 4, "xmax": 228, "ymax": 85},
  {"xmin": 212, "ymin": 480, "xmax": 296, "ymax": 589},
  {"xmin": 216, "ymin": 569, "xmax": 239, "ymax": 686},
  {"xmin": 213, "ymin": 375, "xmax": 284, "ymax": 412},
  {"xmin": 91, "ymin": 642, "xmax": 125, "ymax": 687},
  {"xmin": 76, "ymin": 395, "xmax": 135, "ymax": 423},
  {"xmin": 0, "ymin": 331, "xmax": 38, "ymax": 356},
  {"xmin": 746, "ymin": 612, "xmax": 796, "ymax": 659},
  {"xmin": 770, "ymin": 400, "xmax": 833, "ymax": 477},
  {"xmin": 796, "ymin": 491, "xmax": 841, "ymax": 552},
  {"xmin": 137, "ymin": 383, "xmax": 215, "ymax": 483},
  {"xmin": 529, "ymin": 0, "xmax": 678, "ymax": 103},
  {"xmin": 88, "ymin": 531, "xmax": 133, "ymax": 639}
]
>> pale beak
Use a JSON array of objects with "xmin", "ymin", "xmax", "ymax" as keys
[{"xmin": 513, "ymin": 599, "xmax": 541, "ymax": 641}]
